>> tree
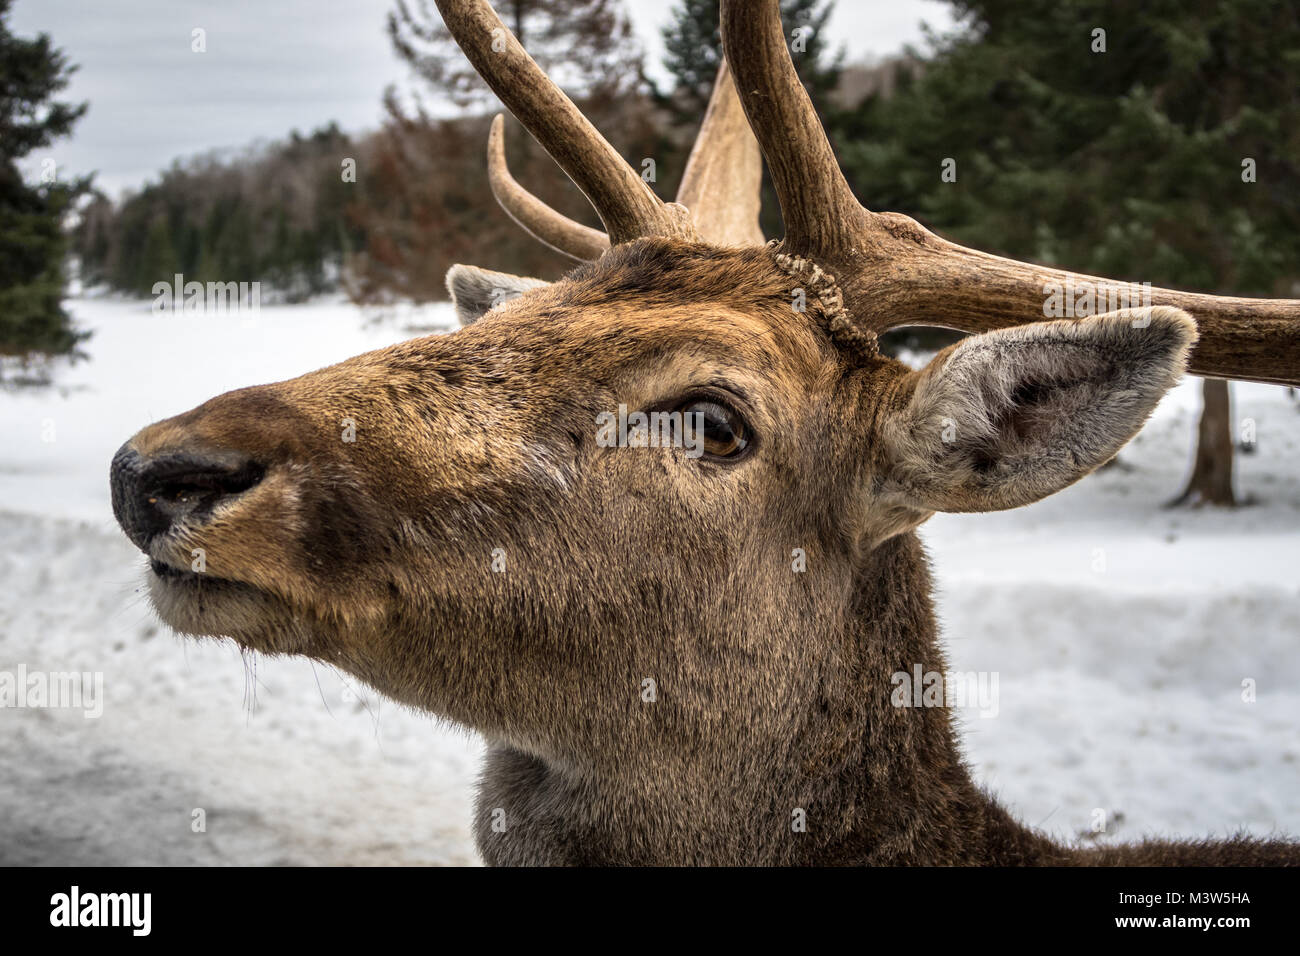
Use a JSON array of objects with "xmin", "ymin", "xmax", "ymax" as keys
[
  {"xmin": 658, "ymin": 0, "xmax": 841, "ymax": 121},
  {"xmin": 353, "ymin": 0, "xmax": 661, "ymax": 300},
  {"xmin": 0, "ymin": 0, "xmax": 89, "ymax": 357},
  {"xmin": 388, "ymin": 0, "xmax": 642, "ymax": 111},
  {"xmin": 832, "ymin": 0, "xmax": 1300, "ymax": 506},
  {"xmin": 73, "ymin": 124, "xmax": 366, "ymax": 302},
  {"xmin": 1172, "ymin": 378, "xmax": 1236, "ymax": 506}
]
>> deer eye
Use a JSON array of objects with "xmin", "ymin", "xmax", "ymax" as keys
[{"xmin": 680, "ymin": 399, "xmax": 751, "ymax": 460}]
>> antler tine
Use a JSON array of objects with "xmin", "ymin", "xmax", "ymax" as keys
[
  {"xmin": 486, "ymin": 115, "xmax": 610, "ymax": 261},
  {"xmin": 435, "ymin": 0, "xmax": 695, "ymax": 246},
  {"xmin": 675, "ymin": 59, "xmax": 765, "ymax": 247},
  {"xmin": 720, "ymin": 0, "xmax": 1300, "ymax": 388},
  {"xmin": 486, "ymin": 58, "xmax": 763, "ymax": 257},
  {"xmin": 719, "ymin": 0, "xmax": 867, "ymax": 254}
]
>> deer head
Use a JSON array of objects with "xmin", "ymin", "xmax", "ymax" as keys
[{"xmin": 109, "ymin": 0, "xmax": 1300, "ymax": 865}]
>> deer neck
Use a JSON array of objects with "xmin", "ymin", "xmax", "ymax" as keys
[{"xmin": 470, "ymin": 532, "xmax": 1062, "ymax": 865}]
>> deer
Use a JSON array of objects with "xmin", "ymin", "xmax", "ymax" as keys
[{"xmin": 109, "ymin": 0, "xmax": 1300, "ymax": 865}]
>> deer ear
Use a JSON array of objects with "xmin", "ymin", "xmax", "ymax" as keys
[
  {"xmin": 876, "ymin": 307, "xmax": 1197, "ymax": 514},
  {"xmin": 446, "ymin": 264, "xmax": 548, "ymax": 326}
]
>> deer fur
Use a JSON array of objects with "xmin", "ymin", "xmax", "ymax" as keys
[{"xmin": 111, "ymin": 240, "xmax": 1298, "ymax": 865}]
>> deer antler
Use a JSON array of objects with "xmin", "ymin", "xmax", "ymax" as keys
[
  {"xmin": 484, "ymin": 56, "xmax": 763, "ymax": 255},
  {"xmin": 721, "ymin": 0, "xmax": 1300, "ymax": 388},
  {"xmin": 486, "ymin": 115, "xmax": 610, "ymax": 261},
  {"xmin": 434, "ymin": 0, "xmax": 694, "ymax": 246},
  {"xmin": 674, "ymin": 59, "xmax": 765, "ymax": 247}
]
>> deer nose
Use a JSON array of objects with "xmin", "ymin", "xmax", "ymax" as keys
[{"xmin": 110, "ymin": 444, "xmax": 265, "ymax": 551}]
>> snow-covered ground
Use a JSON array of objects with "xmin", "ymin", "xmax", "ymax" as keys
[{"xmin": 1, "ymin": 297, "xmax": 1296, "ymax": 864}]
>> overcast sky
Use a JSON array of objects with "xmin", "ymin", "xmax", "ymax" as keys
[{"xmin": 12, "ymin": 0, "xmax": 957, "ymax": 198}]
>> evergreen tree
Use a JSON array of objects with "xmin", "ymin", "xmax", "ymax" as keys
[
  {"xmin": 0, "ymin": 0, "xmax": 89, "ymax": 356},
  {"xmin": 659, "ymin": 0, "xmax": 841, "ymax": 122},
  {"xmin": 73, "ymin": 124, "xmax": 366, "ymax": 302},
  {"xmin": 658, "ymin": 0, "xmax": 842, "ymax": 238}
]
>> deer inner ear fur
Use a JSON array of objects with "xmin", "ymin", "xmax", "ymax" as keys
[
  {"xmin": 446, "ymin": 264, "xmax": 549, "ymax": 326},
  {"xmin": 874, "ymin": 306, "xmax": 1197, "ymax": 517}
]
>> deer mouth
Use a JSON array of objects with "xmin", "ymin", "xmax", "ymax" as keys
[
  {"xmin": 149, "ymin": 557, "xmax": 237, "ymax": 587},
  {"xmin": 144, "ymin": 552, "xmax": 294, "ymax": 650},
  {"xmin": 146, "ymin": 553, "xmax": 259, "ymax": 607},
  {"xmin": 151, "ymin": 557, "xmax": 198, "ymax": 579},
  {"xmin": 146, "ymin": 572, "xmax": 302, "ymax": 657}
]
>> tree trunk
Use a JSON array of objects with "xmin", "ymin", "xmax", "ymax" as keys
[{"xmin": 1170, "ymin": 377, "xmax": 1236, "ymax": 507}]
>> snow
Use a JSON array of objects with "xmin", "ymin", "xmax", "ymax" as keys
[{"xmin": 1, "ymin": 297, "xmax": 1297, "ymax": 864}]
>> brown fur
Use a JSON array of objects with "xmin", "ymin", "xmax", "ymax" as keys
[{"xmin": 112, "ymin": 240, "xmax": 1297, "ymax": 865}]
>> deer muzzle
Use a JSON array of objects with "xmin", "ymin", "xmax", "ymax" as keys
[{"xmin": 110, "ymin": 443, "xmax": 265, "ymax": 553}]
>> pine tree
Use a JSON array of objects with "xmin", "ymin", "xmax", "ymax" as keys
[
  {"xmin": 658, "ymin": 0, "xmax": 841, "ymax": 238},
  {"xmin": 658, "ymin": 0, "xmax": 841, "ymax": 122},
  {"xmin": 0, "ymin": 0, "xmax": 89, "ymax": 357},
  {"xmin": 73, "ymin": 124, "xmax": 367, "ymax": 302}
]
